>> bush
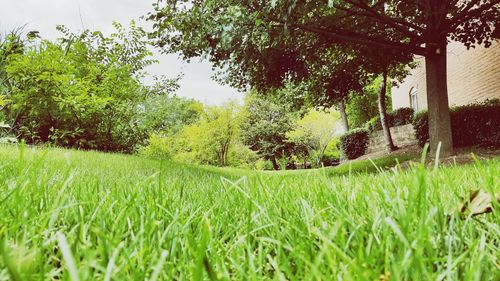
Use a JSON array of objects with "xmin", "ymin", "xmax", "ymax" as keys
[
  {"xmin": 367, "ymin": 107, "xmax": 414, "ymax": 132},
  {"xmin": 366, "ymin": 116, "xmax": 383, "ymax": 132},
  {"xmin": 322, "ymin": 139, "xmax": 341, "ymax": 166},
  {"xmin": 227, "ymin": 143, "xmax": 260, "ymax": 169},
  {"xmin": 339, "ymin": 128, "xmax": 370, "ymax": 160},
  {"xmin": 138, "ymin": 133, "xmax": 173, "ymax": 160},
  {"xmin": 392, "ymin": 107, "xmax": 415, "ymax": 126},
  {"xmin": 412, "ymin": 111, "xmax": 429, "ymax": 148},
  {"xmin": 255, "ymin": 159, "xmax": 274, "ymax": 170},
  {"xmin": 413, "ymin": 99, "xmax": 500, "ymax": 148}
]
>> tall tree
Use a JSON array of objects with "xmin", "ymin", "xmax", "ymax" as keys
[
  {"xmin": 378, "ymin": 69, "xmax": 396, "ymax": 152},
  {"xmin": 149, "ymin": 0, "xmax": 499, "ymax": 156},
  {"xmin": 239, "ymin": 95, "xmax": 296, "ymax": 170},
  {"xmin": 302, "ymin": 48, "xmax": 365, "ymax": 133}
]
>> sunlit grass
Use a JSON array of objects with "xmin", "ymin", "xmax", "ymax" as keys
[{"xmin": 0, "ymin": 144, "xmax": 498, "ymax": 280}]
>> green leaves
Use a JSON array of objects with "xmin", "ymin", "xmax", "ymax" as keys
[
  {"xmin": 173, "ymin": 101, "xmax": 243, "ymax": 167},
  {"xmin": 287, "ymin": 108, "xmax": 341, "ymax": 167},
  {"xmin": 1, "ymin": 23, "xmax": 158, "ymax": 152}
]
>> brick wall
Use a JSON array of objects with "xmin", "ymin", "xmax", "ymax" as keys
[
  {"xmin": 366, "ymin": 124, "xmax": 417, "ymax": 154},
  {"xmin": 392, "ymin": 41, "xmax": 500, "ymax": 110}
]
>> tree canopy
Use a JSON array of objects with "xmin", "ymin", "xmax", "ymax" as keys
[{"xmin": 149, "ymin": 0, "xmax": 499, "ymax": 156}]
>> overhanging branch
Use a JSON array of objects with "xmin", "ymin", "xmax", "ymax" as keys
[
  {"xmin": 345, "ymin": 0, "xmax": 425, "ymax": 37},
  {"xmin": 445, "ymin": 0, "xmax": 500, "ymax": 33},
  {"xmin": 288, "ymin": 22, "xmax": 427, "ymax": 56}
]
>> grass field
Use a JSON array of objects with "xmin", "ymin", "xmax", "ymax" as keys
[{"xmin": 0, "ymin": 144, "xmax": 498, "ymax": 280}]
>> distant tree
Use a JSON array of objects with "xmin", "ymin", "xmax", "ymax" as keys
[
  {"xmin": 147, "ymin": 1, "xmax": 411, "ymax": 153},
  {"xmin": 176, "ymin": 101, "xmax": 242, "ymax": 166},
  {"xmin": 345, "ymin": 90, "xmax": 379, "ymax": 129},
  {"xmin": 149, "ymin": 0, "xmax": 499, "ymax": 156},
  {"xmin": 239, "ymin": 94, "xmax": 296, "ymax": 170},
  {"xmin": 139, "ymin": 75, "xmax": 202, "ymax": 135},
  {"xmin": 287, "ymin": 108, "xmax": 341, "ymax": 167},
  {"xmin": 301, "ymin": 48, "xmax": 365, "ymax": 133}
]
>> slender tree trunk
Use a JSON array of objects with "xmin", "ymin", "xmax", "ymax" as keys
[
  {"xmin": 378, "ymin": 69, "xmax": 396, "ymax": 152},
  {"xmin": 425, "ymin": 40, "xmax": 453, "ymax": 156},
  {"xmin": 338, "ymin": 99, "xmax": 349, "ymax": 132},
  {"xmin": 271, "ymin": 157, "xmax": 279, "ymax": 170}
]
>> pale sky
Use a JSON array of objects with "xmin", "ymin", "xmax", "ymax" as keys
[{"xmin": 0, "ymin": 0, "xmax": 243, "ymax": 105}]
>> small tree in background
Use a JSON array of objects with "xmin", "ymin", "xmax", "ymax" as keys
[
  {"xmin": 175, "ymin": 101, "xmax": 242, "ymax": 166},
  {"xmin": 287, "ymin": 108, "xmax": 341, "ymax": 167},
  {"xmin": 239, "ymin": 94, "xmax": 296, "ymax": 170}
]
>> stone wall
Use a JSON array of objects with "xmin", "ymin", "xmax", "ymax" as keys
[{"xmin": 366, "ymin": 124, "xmax": 417, "ymax": 154}]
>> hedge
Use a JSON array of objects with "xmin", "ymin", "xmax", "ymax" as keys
[
  {"xmin": 367, "ymin": 107, "xmax": 414, "ymax": 132},
  {"xmin": 339, "ymin": 128, "xmax": 370, "ymax": 160},
  {"xmin": 413, "ymin": 99, "xmax": 500, "ymax": 148}
]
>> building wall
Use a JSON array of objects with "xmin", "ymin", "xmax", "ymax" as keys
[{"xmin": 392, "ymin": 41, "xmax": 500, "ymax": 110}]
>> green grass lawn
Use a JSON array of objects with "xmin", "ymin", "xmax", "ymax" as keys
[{"xmin": 0, "ymin": 144, "xmax": 498, "ymax": 280}]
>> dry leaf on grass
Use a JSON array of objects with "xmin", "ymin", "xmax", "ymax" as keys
[{"xmin": 459, "ymin": 189, "xmax": 499, "ymax": 217}]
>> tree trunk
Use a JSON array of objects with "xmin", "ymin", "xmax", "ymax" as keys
[
  {"xmin": 271, "ymin": 157, "xmax": 279, "ymax": 170},
  {"xmin": 338, "ymin": 99, "xmax": 349, "ymax": 132},
  {"xmin": 378, "ymin": 69, "xmax": 396, "ymax": 152},
  {"xmin": 425, "ymin": 41, "xmax": 453, "ymax": 157}
]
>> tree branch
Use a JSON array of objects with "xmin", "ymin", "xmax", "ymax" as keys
[
  {"xmin": 345, "ymin": 0, "xmax": 424, "ymax": 38},
  {"xmin": 287, "ymin": 22, "xmax": 427, "ymax": 56}
]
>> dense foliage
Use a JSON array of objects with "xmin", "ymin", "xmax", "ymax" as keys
[
  {"xmin": 138, "ymin": 94, "xmax": 344, "ymax": 170},
  {"xmin": 287, "ymin": 108, "xmax": 341, "ymax": 167},
  {"xmin": 413, "ymin": 99, "xmax": 500, "ymax": 149},
  {"xmin": 0, "ymin": 23, "xmax": 166, "ymax": 152},
  {"xmin": 175, "ymin": 102, "xmax": 248, "ymax": 167},
  {"xmin": 1, "ymin": 26, "xmax": 344, "ymax": 170},
  {"xmin": 148, "ymin": 0, "xmax": 499, "ymax": 156},
  {"xmin": 239, "ymin": 95, "xmax": 297, "ymax": 170},
  {"xmin": 345, "ymin": 76, "xmax": 393, "ymax": 129},
  {"xmin": 345, "ymin": 90, "xmax": 379, "ymax": 129},
  {"xmin": 339, "ymin": 128, "xmax": 370, "ymax": 160}
]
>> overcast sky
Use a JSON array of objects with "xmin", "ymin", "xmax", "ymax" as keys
[{"xmin": 0, "ymin": 0, "xmax": 243, "ymax": 105}]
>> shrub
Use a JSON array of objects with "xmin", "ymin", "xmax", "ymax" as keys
[
  {"xmin": 322, "ymin": 139, "xmax": 341, "ymax": 166},
  {"xmin": 255, "ymin": 159, "xmax": 274, "ymax": 170},
  {"xmin": 413, "ymin": 99, "xmax": 500, "ymax": 148},
  {"xmin": 227, "ymin": 143, "xmax": 260, "ymax": 169},
  {"xmin": 367, "ymin": 107, "xmax": 414, "ymax": 132},
  {"xmin": 413, "ymin": 111, "xmax": 429, "ymax": 148},
  {"xmin": 339, "ymin": 128, "xmax": 370, "ymax": 160},
  {"xmin": 366, "ymin": 116, "xmax": 383, "ymax": 132},
  {"xmin": 392, "ymin": 107, "xmax": 415, "ymax": 126},
  {"xmin": 138, "ymin": 133, "xmax": 173, "ymax": 160}
]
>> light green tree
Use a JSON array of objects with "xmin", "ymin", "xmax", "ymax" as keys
[
  {"xmin": 175, "ymin": 101, "xmax": 243, "ymax": 167},
  {"xmin": 287, "ymin": 108, "xmax": 342, "ymax": 167}
]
